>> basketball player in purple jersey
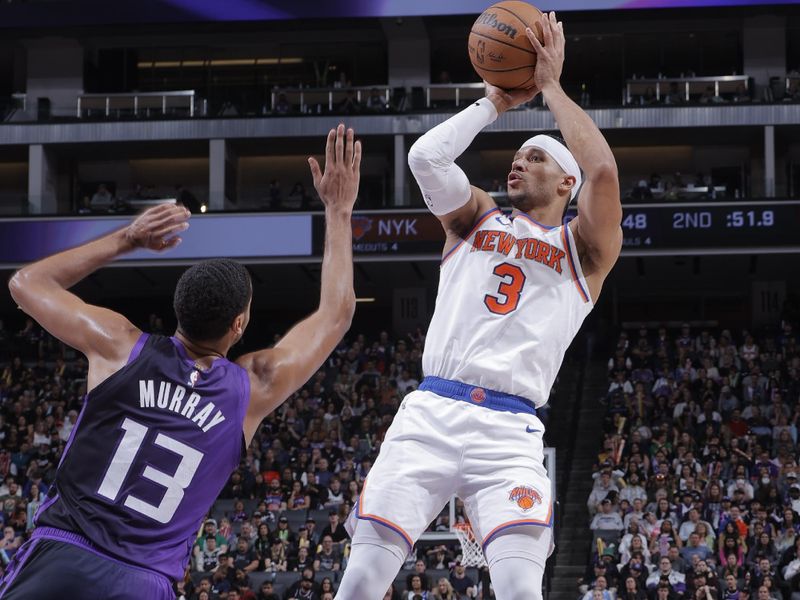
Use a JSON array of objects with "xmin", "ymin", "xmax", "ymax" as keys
[{"xmin": 1, "ymin": 125, "xmax": 361, "ymax": 599}]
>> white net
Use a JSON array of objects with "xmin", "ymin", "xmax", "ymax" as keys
[{"xmin": 452, "ymin": 524, "xmax": 487, "ymax": 568}]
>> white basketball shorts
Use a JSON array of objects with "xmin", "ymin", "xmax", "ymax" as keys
[{"xmin": 346, "ymin": 378, "xmax": 553, "ymax": 555}]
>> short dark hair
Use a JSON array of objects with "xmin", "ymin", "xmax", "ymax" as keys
[{"xmin": 174, "ymin": 259, "xmax": 251, "ymax": 341}]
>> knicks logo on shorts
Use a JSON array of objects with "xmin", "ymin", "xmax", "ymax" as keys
[
  {"xmin": 469, "ymin": 388, "xmax": 486, "ymax": 403},
  {"xmin": 509, "ymin": 485, "xmax": 543, "ymax": 511}
]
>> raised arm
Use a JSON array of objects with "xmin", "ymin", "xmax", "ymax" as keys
[
  {"xmin": 407, "ymin": 85, "xmax": 538, "ymax": 255},
  {"xmin": 239, "ymin": 124, "xmax": 359, "ymax": 443},
  {"xmin": 526, "ymin": 13, "xmax": 622, "ymax": 295},
  {"xmin": 8, "ymin": 203, "xmax": 190, "ymax": 391}
]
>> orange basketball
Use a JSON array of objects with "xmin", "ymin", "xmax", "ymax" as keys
[
  {"xmin": 468, "ymin": 1, "xmax": 544, "ymax": 90},
  {"xmin": 518, "ymin": 496, "xmax": 534, "ymax": 509}
]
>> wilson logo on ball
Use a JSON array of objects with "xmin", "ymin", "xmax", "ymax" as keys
[
  {"xmin": 476, "ymin": 12, "xmax": 519, "ymax": 39},
  {"xmin": 509, "ymin": 485, "xmax": 543, "ymax": 511}
]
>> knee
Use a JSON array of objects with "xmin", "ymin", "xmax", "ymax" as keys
[
  {"xmin": 501, "ymin": 578, "xmax": 542, "ymax": 600},
  {"xmin": 340, "ymin": 557, "xmax": 376, "ymax": 585}
]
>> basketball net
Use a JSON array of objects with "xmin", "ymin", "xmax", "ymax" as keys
[{"xmin": 452, "ymin": 523, "xmax": 487, "ymax": 568}]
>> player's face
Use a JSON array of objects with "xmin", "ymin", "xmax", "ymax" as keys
[{"xmin": 507, "ymin": 146, "xmax": 571, "ymax": 212}]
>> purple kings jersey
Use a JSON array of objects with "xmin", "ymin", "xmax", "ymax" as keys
[{"xmin": 36, "ymin": 334, "xmax": 250, "ymax": 581}]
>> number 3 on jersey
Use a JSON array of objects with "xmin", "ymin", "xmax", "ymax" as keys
[{"xmin": 484, "ymin": 263, "xmax": 526, "ymax": 315}]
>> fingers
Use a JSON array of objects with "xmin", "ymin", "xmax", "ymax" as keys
[
  {"xmin": 152, "ymin": 220, "xmax": 189, "ymax": 240},
  {"xmin": 147, "ymin": 207, "xmax": 189, "ymax": 231},
  {"xmin": 324, "ymin": 127, "xmax": 335, "ymax": 170},
  {"xmin": 344, "ymin": 127, "xmax": 354, "ymax": 166},
  {"xmin": 308, "ymin": 157, "xmax": 322, "ymax": 188},
  {"xmin": 352, "ymin": 140, "xmax": 362, "ymax": 173},
  {"xmin": 158, "ymin": 236, "xmax": 183, "ymax": 251},
  {"xmin": 526, "ymin": 27, "xmax": 543, "ymax": 52},
  {"xmin": 541, "ymin": 12, "xmax": 554, "ymax": 48},
  {"xmin": 335, "ymin": 123, "xmax": 345, "ymax": 164}
]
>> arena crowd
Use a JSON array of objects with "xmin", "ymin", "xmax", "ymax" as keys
[{"xmin": 583, "ymin": 319, "xmax": 800, "ymax": 600}]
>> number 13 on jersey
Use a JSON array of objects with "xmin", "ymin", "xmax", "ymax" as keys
[
  {"xmin": 97, "ymin": 417, "xmax": 203, "ymax": 524},
  {"xmin": 484, "ymin": 263, "xmax": 526, "ymax": 315}
]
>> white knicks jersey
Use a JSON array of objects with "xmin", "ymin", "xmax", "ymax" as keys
[{"xmin": 422, "ymin": 207, "xmax": 594, "ymax": 407}]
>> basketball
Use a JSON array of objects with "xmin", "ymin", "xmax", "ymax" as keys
[
  {"xmin": 518, "ymin": 496, "xmax": 535, "ymax": 509},
  {"xmin": 468, "ymin": 1, "xmax": 544, "ymax": 90}
]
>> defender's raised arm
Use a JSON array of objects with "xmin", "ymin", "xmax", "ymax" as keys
[{"xmin": 239, "ymin": 124, "xmax": 360, "ymax": 442}]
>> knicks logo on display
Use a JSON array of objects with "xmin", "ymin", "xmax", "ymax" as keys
[
  {"xmin": 469, "ymin": 388, "xmax": 486, "ymax": 403},
  {"xmin": 509, "ymin": 485, "xmax": 543, "ymax": 511},
  {"xmin": 351, "ymin": 216, "xmax": 373, "ymax": 241}
]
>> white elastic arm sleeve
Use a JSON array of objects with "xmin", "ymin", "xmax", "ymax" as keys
[{"xmin": 407, "ymin": 98, "xmax": 498, "ymax": 216}]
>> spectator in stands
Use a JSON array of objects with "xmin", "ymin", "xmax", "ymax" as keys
[
  {"xmin": 679, "ymin": 509, "xmax": 714, "ymax": 542},
  {"xmin": 89, "ymin": 183, "xmax": 116, "ymax": 212},
  {"xmin": 288, "ymin": 545, "xmax": 313, "ymax": 572},
  {"xmin": 681, "ymin": 532, "xmax": 713, "ymax": 565},
  {"xmin": 268, "ymin": 180, "xmax": 283, "ymax": 211},
  {"xmin": 620, "ymin": 576, "xmax": 647, "ymax": 600},
  {"xmin": 195, "ymin": 535, "xmax": 224, "ymax": 572},
  {"xmin": 256, "ymin": 580, "xmax": 280, "ymax": 600},
  {"xmin": 338, "ymin": 90, "xmax": 361, "ymax": 115},
  {"xmin": 406, "ymin": 574, "xmax": 428, "ymax": 599},
  {"xmin": 287, "ymin": 480, "xmax": 311, "ymax": 511},
  {"xmin": 367, "ymin": 88, "xmax": 387, "ymax": 113},
  {"xmin": 592, "ymin": 498, "xmax": 625, "ymax": 533},
  {"xmin": 283, "ymin": 568, "xmax": 319, "ymax": 599},
  {"xmin": 313, "ymin": 535, "xmax": 341, "ymax": 572},
  {"xmin": 266, "ymin": 538, "xmax": 287, "ymax": 572},
  {"xmin": 322, "ymin": 477, "xmax": 345, "ymax": 509},
  {"xmin": 266, "ymin": 478, "xmax": 287, "ymax": 511},
  {"xmin": 664, "ymin": 82, "xmax": 684, "ymax": 105},
  {"xmin": 274, "ymin": 93, "xmax": 291, "ymax": 115},
  {"xmin": 431, "ymin": 578, "xmax": 457, "ymax": 600},
  {"xmin": 272, "ymin": 516, "xmax": 296, "ymax": 549},
  {"xmin": 449, "ymin": 560, "xmax": 476, "ymax": 599},
  {"xmin": 232, "ymin": 536, "xmax": 260, "ymax": 573},
  {"xmin": 320, "ymin": 510, "xmax": 348, "ymax": 544},
  {"xmin": 288, "ymin": 182, "xmax": 312, "ymax": 211},
  {"xmin": 589, "ymin": 471, "xmax": 620, "ymax": 515},
  {"xmin": 630, "ymin": 180, "xmax": 653, "ymax": 201},
  {"xmin": 647, "ymin": 556, "xmax": 687, "ymax": 595},
  {"xmin": 406, "ymin": 559, "xmax": 431, "ymax": 592}
]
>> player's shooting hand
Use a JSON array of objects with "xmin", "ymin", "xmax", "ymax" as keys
[
  {"xmin": 526, "ymin": 11, "xmax": 565, "ymax": 92},
  {"xmin": 125, "ymin": 202, "xmax": 190, "ymax": 251},
  {"xmin": 485, "ymin": 81, "xmax": 540, "ymax": 115},
  {"xmin": 308, "ymin": 124, "xmax": 362, "ymax": 214}
]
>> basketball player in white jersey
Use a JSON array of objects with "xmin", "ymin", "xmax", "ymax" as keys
[{"xmin": 335, "ymin": 12, "xmax": 621, "ymax": 600}]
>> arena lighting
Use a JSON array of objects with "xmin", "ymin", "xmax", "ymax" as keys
[
  {"xmin": 355, "ymin": 298, "xmax": 376, "ymax": 303},
  {"xmin": 137, "ymin": 58, "xmax": 303, "ymax": 69}
]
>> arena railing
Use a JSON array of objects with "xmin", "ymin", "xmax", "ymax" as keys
[
  {"xmin": 76, "ymin": 90, "xmax": 206, "ymax": 119},
  {"xmin": 268, "ymin": 82, "xmax": 486, "ymax": 113},
  {"xmin": 623, "ymin": 75, "xmax": 750, "ymax": 105}
]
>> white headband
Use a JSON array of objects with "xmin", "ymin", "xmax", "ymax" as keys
[{"xmin": 519, "ymin": 135, "xmax": 582, "ymax": 200}]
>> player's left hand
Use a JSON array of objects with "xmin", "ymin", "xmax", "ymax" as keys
[
  {"xmin": 526, "ymin": 11, "xmax": 565, "ymax": 92},
  {"xmin": 485, "ymin": 81, "xmax": 540, "ymax": 114},
  {"xmin": 125, "ymin": 202, "xmax": 191, "ymax": 251}
]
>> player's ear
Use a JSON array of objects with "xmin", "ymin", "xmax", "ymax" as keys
[
  {"xmin": 559, "ymin": 175, "xmax": 576, "ymax": 198},
  {"xmin": 233, "ymin": 314, "xmax": 245, "ymax": 336}
]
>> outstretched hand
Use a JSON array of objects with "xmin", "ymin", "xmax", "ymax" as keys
[
  {"xmin": 308, "ymin": 123, "xmax": 362, "ymax": 214},
  {"xmin": 125, "ymin": 202, "xmax": 190, "ymax": 251},
  {"xmin": 526, "ymin": 11, "xmax": 565, "ymax": 92}
]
